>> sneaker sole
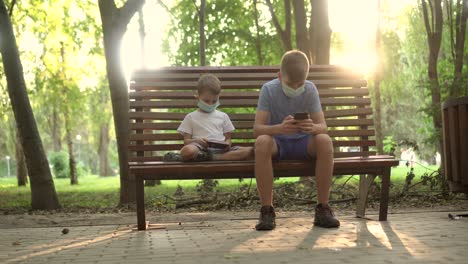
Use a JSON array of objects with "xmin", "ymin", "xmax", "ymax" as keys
[
  {"xmin": 313, "ymin": 221, "xmax": 340, "ymax": 228},
  {"xmin": 255, "ymin": 223, "xmax": 276, "ymax": 231}
]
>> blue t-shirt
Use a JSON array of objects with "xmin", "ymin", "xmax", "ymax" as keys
[{"xmin": 257, "ymin": 78, "xmax": 322, "ymax": 140}]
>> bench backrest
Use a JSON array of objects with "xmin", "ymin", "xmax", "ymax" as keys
[{"xmin": 128, "ymin": 66, "xmax": 376, "ymax": 162}]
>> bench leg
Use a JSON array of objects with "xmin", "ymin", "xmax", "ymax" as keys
[
  {"xmin": 379, "ymin": 167, "xmax": 391, "ymax": 221},
  {"xmin": 136, "ymin": 177, "xmax": 147, "ymax": 230},
  {"xmin": 356, "ymin": 174, "xmax": 376, "ymax": 218}
]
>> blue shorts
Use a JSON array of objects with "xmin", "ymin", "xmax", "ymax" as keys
[{"xmin": 275, "ymin": 135, "xmax": 312, "ymax": 160}]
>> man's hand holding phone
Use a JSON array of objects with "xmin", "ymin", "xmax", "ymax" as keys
[
  {"xmin": 280, "ymin": 115, "xmax": 301, "ymax": 134},
  {"xmin": 294, "ymin": 112, "xmax": 319, "ymax": 135}
]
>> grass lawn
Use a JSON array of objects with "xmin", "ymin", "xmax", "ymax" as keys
[{"xmin": 0, "ymin": 164, "xmax": 438, "ymax": 209}]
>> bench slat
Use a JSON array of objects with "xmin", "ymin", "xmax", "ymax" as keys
[
  {"xmin": 129, "ymin": 150, "xmax": 375, "ymax": 159},
  {"xmin": 129, "ymin": 98, "xmax": 371, "ymax": 109},
  {"xmin": 132, "ymin": 65, "xmax": 352, "ymax": 73},
  {"xmin": 130, "ymin": 129, "xmax": 374, "ymax": 140},
  {"xmin": 129, "ymin": 112, "xmax": 255, "ymax": 121},
  {"xmin": 129, "ymin": 119, "xmax": 373, "ymax": 131},
  {"xmin": 129, "ymin": 152, "xmax": 390, "ymax": 163},
  {"xmin": 128, "ymin": 88, "xmax": 369, "ymax": 100},
  {"xmin": 128, "ymin": 108, "xmax": 373, "ymax": 121},
  {"xmin": 131, "ymin": 71, "xmax": 362, "ymax": 81},
  {"xmin": 129, "ymin": 156, "xmax": 397, "ymax": 178},
  {"xmin": 130, "ymin": 80, "xmax": 367, "ymax": 90},
  {"xmin": 128, "ymin": 132, "xmax": 375, "ymax": 146}
]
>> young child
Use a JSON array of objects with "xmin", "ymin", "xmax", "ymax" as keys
[
  {"xmin": 164, "ymin": 74, "xmax": 253, "ymax": 162},
  {"xmin": 253, "ymin": 50, "xmax": 340, "ymax": 230}
]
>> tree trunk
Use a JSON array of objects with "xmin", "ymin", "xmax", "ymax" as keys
[
  {"xmin": 292, "ymin": 0, "xmax": 310, "ymax": 59},
  {"xmin": 65, "ymin": 109, "xmax": 78, "ymax": 185},
  {"xmin": 309, "ymin": 0, "xmax": 331, "ymax": 64},
  {"xmin": 98, "ymin": 121, "xmax": 112, "ymax": 176},
  {"xmin": 138, "ymin": 7, "xmax": 146, "ymax": 68},
  {"xmin": 52, "ymin": 107, "xmax": 62, "ymax": 152},
  {"xmin": 374, "ymin": 0, "xmax": 384, "ymax": 154},
  {"xmin": 0, "ymin": 0, "xmax": 60, "ymax": 209},
  {"xmin": 199, "ymin": 0, "xmax": 206, "ymax": 66},
  {"xmin": 448, "ymin": 0, "xmax": 468, "ymax": 97},
  {"xmin": 421, "ymin": 0, "xmax": 444, "ymax": 176},
  {"xmin": 99, "ymin": 0, "xmax": 145, "ymax": 205},
  {"xmin": 252, "ymin": 0, "xmax": 263, "ymax": 65},
  {"xmin": 15, "ymin": 127, "xmax": 28, "ymax": 186}
]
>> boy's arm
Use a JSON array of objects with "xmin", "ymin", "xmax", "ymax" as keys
[
  {"xmin": 309, "ymin": 111, "xmax": 328, "ymax": 134},
  {"xmin": 223, "ymin": 132, "xmax": 232, "ymax": 150},
  {"xmin": 182, "ymin": 133, "xmax": 208, "ymax": 147},
  {"xmin": 253, "ymin": 110, "xmax": 300, "ymax": 137},
  {"xmin": 223, "ymin": 132, "xmax": 232, "ymax": 144},
  {"xmin": 297, "ymin": 111, "xmax": 328, "ymax": 135}
]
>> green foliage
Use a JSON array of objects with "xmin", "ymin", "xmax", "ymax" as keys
[
  {"xmin": 375, "ymin": 3, "xmax": 468, "ymax": 162},
  {"xmin": 48, "ymin": 151, "xmax": 69, "ymax": 178},
  {"xmin": 48, "ymin": 151, "xmax": 88, "ymax": 179},
  {"xmin": 162, "ymin": 0, "xmax": 282, "ymax": 66},
  {"xmin": 196, "ymin": 179, "xmax": 219, "ymax": 198},
  {"xmin": 420, "ymin": 168, "xmax": 448, "ymax": 194},
  {"xmin": 0, "ymin": 0, "xmax": 116, "ymax": 177},
  {"xmin": 0, "ymin": 166, "xmax": 446, "ymax": 210},
  {"xmin": 383, "ymin": 136, "xmax": 397, "ymax": 155}
]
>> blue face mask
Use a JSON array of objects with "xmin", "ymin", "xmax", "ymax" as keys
[
  {"xmin": 282, "ymin": 82, "xmax": 305, "ymax": 97},
  {"xmin": 197, "ymin": 100, "xmax": 220, "ymax": 113}
]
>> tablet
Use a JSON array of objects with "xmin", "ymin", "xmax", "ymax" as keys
[{"xmin": 207, "ymin": 140, "xmax": 229, "ymax": 149}]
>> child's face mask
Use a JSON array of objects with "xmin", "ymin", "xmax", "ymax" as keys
[
  {"xmin": 197, "ymin": 99, "xmax": 220, "ymax": 113},
  {"xmin": 282, "ymin": 81, "xmax": 305, "ymax": 97}
]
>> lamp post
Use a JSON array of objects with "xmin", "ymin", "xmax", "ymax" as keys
[{"xmin": 6, "ymin": 156, "xmax": 10, "ymax": 177}]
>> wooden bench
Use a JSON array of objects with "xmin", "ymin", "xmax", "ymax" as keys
[{"xmin": 128, "ymin": 65, "xmax": 399, "ymax": 230}]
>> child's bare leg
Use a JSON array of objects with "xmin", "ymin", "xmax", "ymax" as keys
[
  {"xmin": 254, "ymin": 135, "xmax": 278, "ymax": 206},
  {"xmin": 180, "ymin": 145, "xmax": 200, "ymax": 161},
  {"xmin": 307, "ymin": 134, "xmax": 334, "ymax": 204},
  {"xmin": 212, "ymin": 147, "xmax": 254, "ymax": 161}
]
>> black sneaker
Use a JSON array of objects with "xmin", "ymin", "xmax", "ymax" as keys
[
  {"xmin": 255, "ymin": 205, "xmax": 276, "ymax": 231},
  {"xmin": 163, "ymin": 152, "xmax": 182, "ymax": 162},
  {"xmin": 314, "ymin": 203, "xmax": 340, "ymax": 228}
]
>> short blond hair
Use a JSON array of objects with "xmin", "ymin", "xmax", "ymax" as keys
[
  {"xmin": 197, "ymin": 74, "xmax": 221, "ymax": 95},
  {"xmin": 280, "ymin": 50, "xmax": 310, "ymax": 83}
]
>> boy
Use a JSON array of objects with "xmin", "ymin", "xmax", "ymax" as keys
[
  {"xmin": 253, "ymin": 50, "xmax": 340, "ymax": 230},
  {"xmin": 164, "ymin": 74, "xmax": 253, "ymax": 162}
]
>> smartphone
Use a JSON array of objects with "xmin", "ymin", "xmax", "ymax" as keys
[{"xmin": 294, "ymin": 112, "xmax": 309, "ymax": 120}]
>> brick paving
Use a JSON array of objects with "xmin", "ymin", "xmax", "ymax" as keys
[{"xmin": 1, "ymin": 211, "xmax": 467, "ymax": 264}]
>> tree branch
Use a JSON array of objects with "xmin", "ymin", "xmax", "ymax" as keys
[
  {"xmin": 191, "ymin": 0, "xmax": 200, "ymax": 14},
  {"xmin": 266, "ymin": 0, "xmax": 291, "ymax": 51},
  {"xmin": 421, "ymin": 0, "xmax": 432, "ymax": 36},
  {"xmin": 428, "ymin": 0, "xmax": 435, "ymax": 31},
  {"xmin": 445, "ymin": 0, "xmax": 455, "ymax": 60},
  {"xmin": 266, "ymin": 0, "xmax": 283, "ymax": 34},
  {"xmin": 285, "ymin": 0, "xmax": 291, "ymax": 43},
  {"xmin": 435, "ymin": 0, "xmax": 443, "ymax": 34},
  {"xmin": 252, "ymin": 0, "xmax": 263, "ymax": 65},
  {"xmin": 8, "ymin": 0, "xmax": 16, "ymax": 17},
  {"xmin": 156, "ymin": 0, "xmax": 171, "ymax": 14},
  {"xmin": 118, "ymin": 0, "xmax": 145, "ymax": 29},
  {"xmin": 156, "ymin": 0, "xmax": 178, "ymax": 25}
]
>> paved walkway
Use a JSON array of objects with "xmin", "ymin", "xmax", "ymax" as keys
[{"xmin": 1, "ymin": 211, "xmax": 467, "ymax": 264}]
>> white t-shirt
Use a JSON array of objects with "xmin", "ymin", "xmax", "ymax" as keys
[{"xmin": 177, "ymin": 110, "xmax": 235, "ymax": 141}]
